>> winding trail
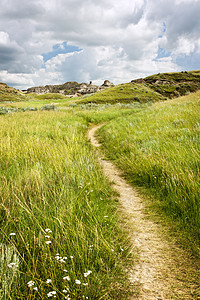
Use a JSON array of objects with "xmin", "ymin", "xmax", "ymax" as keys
[{"xmin": 88, "ymin": 124, "xmax": 199, "ymax": 300}]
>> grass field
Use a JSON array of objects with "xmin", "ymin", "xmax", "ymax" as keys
[
  {"xmin": 0, "ymin": 111, "xmax": 132, "ymax": 299},
  {"xmin": 73, "ymin": 102, "xmax": 151, "ymax": 124},
  {"xmin": 0, "ymin": 74, "xmax": 200, "ymax": 298},
  {"xmin": 98, "ymin": 91, "xmax": 200, "ymax": 256}
]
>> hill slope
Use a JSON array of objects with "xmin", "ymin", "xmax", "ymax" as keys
[
  {"xmin": 132, "ymin": 70, "xmax": 200, "ymax": 99},
  {"xmin": 0, "ymin": 82, "xmax": 26, "ymax": 102},
  {"xmin": 76, "ymin": 82, "xmax": 166, "ymax": 104},
  {"xmin": 76, "ymin": 70, "xmax": 200, "ymax": 105},
  {"xmin": 2, "ymin": 70, "xmax": 200, "ymax": 105}
]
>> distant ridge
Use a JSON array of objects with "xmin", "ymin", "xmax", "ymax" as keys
[
  {"xmin": 25, "ymin": 80, "xmax": 114, "ymax": 96},
  {"xmin": 1, "ymin": 70, "xmax": 200, "ymax": 103}
]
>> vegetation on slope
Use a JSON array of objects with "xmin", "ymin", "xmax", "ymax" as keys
[
  {"xmin": 76, "ymin": 83, "xmax": 165, "ymax": 104},
  {"xmin": 3, "ymin": 69, "xmax": 200, "ymax": 105},
  {"xmin": 133, "ymin": 70, "xmax": 200, "ymax": 99},
  {"xmin": 0, "ymin": 111, "xmax": 131, "ymax": 299},
  {"xmin": 74, "ymin": 70, "xmax": 200, "ymax": 104},
  {"xmin": 98, "ymin": 91, "xmax": 200, "ymax": 256},
  {"xmin": 0, "ymin": 83, "xmax": 27, "ymax": 103}
]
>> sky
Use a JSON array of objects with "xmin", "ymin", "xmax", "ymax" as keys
[{"xmin": 0, "ymin": 0, "xmax": 200, "ymax": 89}]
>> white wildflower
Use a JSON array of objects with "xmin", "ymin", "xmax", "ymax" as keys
[
  {"xmin": 60, "ymin": 258, "xmax": 65, "ymax": 263},
  {"xmin": 46, "ymin": 279, "xmax": 52, "ymax": 284},
  {"xmin": 45, "ymin": 241, "xmax": 51, "ymax": 245},
  {"xmin": 45, "ymin": 228, "xmax": 52, "ymax": 233},
  {"xmin": 104, "ymin": 216, "xmax": 108, "ymax": 218},
  {"xmin": 84, "ymin": 270, "xmax": 92, "ymax": 277},
  {"xmin": 70, "ymin": 256, "xmax": 73, "ymax": 259},
  {"xmin": 82, "ymin": 283, "xmax": 88, "ymax": 286},
  {"xmin": 45, "ymin": 235, "xmax": 51, "ymax": 239},
  {"xmin": 27, "ymin": 280, "xmax": 35, "ymax": 287},
  {"xmin": 63, "ymin": 269, "xmax": 68, "ymax": 272},
  {"xmin": 75, "ymin": 279, "xmax": 81, "ymax": 284},
  {"xmin": 33, "ymin": 287, "xmax": 38, "ymax": 291},
  {"xmin": 63, "ymin": 289, "xmax": 69, "ymax": 293},
  {"xmin": 47, "ymin": 290, "xmax": 56, "ymax": 297},
  {"xmin": 63, "ymin": 276, "xmax": 70, "ymax": 281},
  {"xmin": 10, "ymin": 233, "xmax": 16, "ymax": 236},
  {"xmin": 63, "ymin": 257, "xmax": 68, "ymax": 260},
  {"xmin": 8, "ymin": 262, "xmax": 18, "ymax": 268}
]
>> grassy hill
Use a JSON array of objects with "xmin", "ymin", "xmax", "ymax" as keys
[
  {"xmin": 76, "ymin": 82, "xmax": 166, "ymax": 104},
  {"xmin": 2, "ymin": 69, "xmax": 200, "ymax": 106},
  {"xmin": 0, "ymin": 82, "xmax": 27, "ymax": 102},
  {"xmin": 74, "ymin": 70, "xmax": 200, "ymax": 105},
  {"xmin": 132, "ymin": 70, "xmax": 200, "ymax": 99}
]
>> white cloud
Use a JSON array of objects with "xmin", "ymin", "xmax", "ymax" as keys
[
  {"xmin": 174, "ymin": 37, "xmax": 196, "ymax": 56},
  {"xmin": 0, "ymin": 31, "xmax": 10, "ymax": 44},
  {"xmin": 0, "ymin": 0, "xmax": 199, "ymax": 89},
  {"xmin": 175, "ymin": 0, "xmax": 198, "ymax": 4},
  {"xmin": 0, "ymin": 70, "xmax": 35, "ymax": 88}
]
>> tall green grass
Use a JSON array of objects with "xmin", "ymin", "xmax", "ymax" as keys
[
  {"xmin": 99, "ymin": 94, "xmax": 200, "ymax": 255},
  {"xmin": 74, "ymin": 102, "xmax": 149, "ymax": 124},
  {"xmin": 0, "ymin": 111, "xmax": 131, "ymax": 299},
  {"xmin": 0, "ymin": 96, "xmax": 75, "ymax": 109}
]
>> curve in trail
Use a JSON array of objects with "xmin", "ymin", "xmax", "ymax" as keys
[{"xmin": 88, "ymin": 124, "xmax": 198, "ymax": 300}]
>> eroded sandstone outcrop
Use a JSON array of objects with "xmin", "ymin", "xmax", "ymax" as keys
[{"xmin": 26, "ymin": 80, "xmax": 114, "ymax": 96}]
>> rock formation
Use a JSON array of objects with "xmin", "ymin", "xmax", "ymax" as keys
[
  {"xmin": 25, "ymin": 80, "xmax": 114, "ymax": 96},
  {"xmin": 101, "ymin": 80, "xmax": 115, "ymax": 88}
]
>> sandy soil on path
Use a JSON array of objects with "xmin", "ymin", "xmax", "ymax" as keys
[{"xmin": 88, "ymin": 125, "xmax": 199, "ymax": 300}]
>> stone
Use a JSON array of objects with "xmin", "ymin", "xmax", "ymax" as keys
[
  {"xmin": 26, "ymin": 80, "xmax": 114, "ymax": 96},
  {"xmin": 101, "ymin": 80, "xmax": 114, "ymax": 88}
]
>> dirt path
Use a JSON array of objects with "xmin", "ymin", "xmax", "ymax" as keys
[{"xmin": 88, "ymin": 125, "xmax": 199, "ymax": 300}]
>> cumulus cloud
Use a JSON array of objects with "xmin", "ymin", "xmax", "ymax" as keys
[
  {"xmin": 0, "ymin": 0, "xmax": 199, "ymax": 89},
  {"xmin": 0, "ymin": 70, "xmax": 35, "ymax": 88},
  {"xmin": 0, "ymin": 31, "xmax": 23, "ymax": 65}
]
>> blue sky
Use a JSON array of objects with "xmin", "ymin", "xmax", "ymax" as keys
[
  {"xmin": 0, "ymin": 0, "xmax": 200, "ymax": 89},
  {"xmin": 176, "ymin": 53, "xmax": 200, "ymax": 71},
  {"xmin": 155, "ymin": 46, "xmax": 171, "ymax": 60},
  {"xmin": 42, "ymin": 42, "xmax": 81, "ymax": 63}
]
